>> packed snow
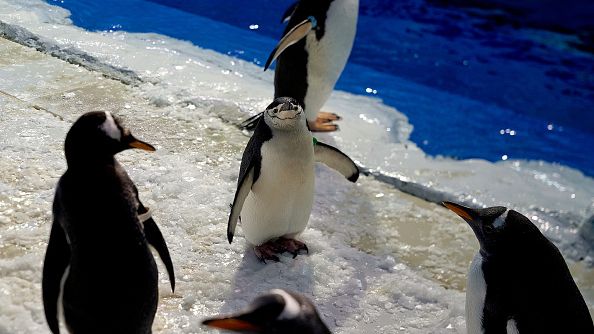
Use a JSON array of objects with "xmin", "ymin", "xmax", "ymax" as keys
[{"xmin": 0, "ymin": 0, "xmax": 592, "ymax": 332}]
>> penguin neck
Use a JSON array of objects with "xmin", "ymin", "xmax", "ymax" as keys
[
  {"xmin": 270, "ymin": 122, "xmax": 311, "ymax": 140},
  {"xmin": 66, "ymin": 152, "xmax": 117, "ymax": 170}
]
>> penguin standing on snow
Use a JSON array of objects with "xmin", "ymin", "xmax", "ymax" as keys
[
  {"xmin": 443, "ymin": 202, "xmax": 593, "ymax": 334},
  {"xmin": 42, "ymin": 111, "xmax": 175, "ymax": 334},
  {"xmin": 255, "ymin": 0, "xmax": 359, "ymax": 132},
  {"xmin": 228, "ymin": 97, "xmax": 358, "ymax": 262},
  {"xmin": 202, "ymin": 289, "xmax": 331, "ymax": 334}
]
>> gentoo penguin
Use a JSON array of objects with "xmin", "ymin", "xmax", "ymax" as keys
[
  {"xmin": 42, "ymin": 111, "xmax": 175, "ymax": 334},
  {"xmin": 258, "ymin": 0, "xmax": 358, "ymax": 132},
  {"xmin": 228, "ymin": 97, "xmax": 358, "ymax": 262},
  {"xmin": 202, "ymin": 289, "xmax": 331, "ymax": 334},
  {"xmin": 443, "ymin": 202, "xmax": 594, "ymax": 334}
]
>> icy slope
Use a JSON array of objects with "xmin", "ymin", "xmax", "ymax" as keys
[{"xmin": 0, "ymin": 48, "xmax": 466, "ymax": 333}]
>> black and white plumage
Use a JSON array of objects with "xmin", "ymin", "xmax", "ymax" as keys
[
  {"xmin": 261, "ymin": 0, "xmax": 358, "ymax": 132},
  {"xmin": 202, "ymin": 289, "xmax": 331, "ymax": 334},
  {"xmin": 42, "ymin": 111, "xmax": 175, "ymax": 334},
  {"xmin": 443, "ymin": 202, "xmax": 593, "ymax": 334},
  {"xmin": 228, "ymin": 97, "xmax": 358, "ymax": 262}
]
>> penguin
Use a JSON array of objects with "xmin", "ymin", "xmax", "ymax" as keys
[
  {"xmin": 42, "ymin": 111, "xmax": 175, "ymax": 334},
  {"xmin": 252, "ymin": 0, "xmax": 358, "ymax": 132},
  {"xmin": 442, "ymin": 201, "xmax": 594, "ymax": 334},
  {"xmin": 202, "ymin": 289, "xmax": 331, "ymax": 334},
  {"xmin": 228, "ymin": 97, "xmax": 359, "ymax": 262}
]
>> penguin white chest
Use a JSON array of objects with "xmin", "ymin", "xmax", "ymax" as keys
[
  {"xmin": 466, "ymin": 253, "xmax": 487, "ymax": 334},
  {"xmin": 241, "ymin": 135, "xmax": 315, "ymax": 246},
  {"xmin": 303, "ymin": 0, "xmax": 358, "ymax": 120}
]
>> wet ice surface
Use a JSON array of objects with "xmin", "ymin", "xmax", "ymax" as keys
[{"xmin": 0, "ymin": 0, "xmax": 592, "ymax": 332}]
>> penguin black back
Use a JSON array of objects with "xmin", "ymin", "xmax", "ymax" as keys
[
  {"xmin": 273, "ymin": 1, "xmax": 333, "ymax": 105},
  {"xmin": 444, "ymin": 202, "xmax": 594, "ymax": 333},
  {"xmin": 43, "ymin": 111, "xmax": 174, "ymax": 334}
]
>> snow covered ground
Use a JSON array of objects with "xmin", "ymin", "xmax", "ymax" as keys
[{"xmin": 0, "ymin": 0, "xmax": 592, "ymax": 332}]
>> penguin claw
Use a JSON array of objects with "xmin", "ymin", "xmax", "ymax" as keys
[
  {"xmin": 276, "ymin": 238, "xmax": 309, "ymax": 258},
  {"xmin": 255, "ymin": 238, "xmax": 309, "ymax": 263},
  {"xmin": 317, "ymin": 111, "xmax": 341, "ymax": 122},
  {"xmin": 254, "ymin": 244, "xmax": 281, "ymax": 263}
]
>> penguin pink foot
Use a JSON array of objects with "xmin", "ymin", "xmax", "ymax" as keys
[
  {"xmin": 274, "ymin": 237, "xmax": 309, "ymax": 258},
  {"xmin": 254, "ymin": 242, "xmax": 280, "ymax": 263},
  {"xmin": 317, "ymin": 111, "xmax": 341, "ymax": 122},
  {"xmin": 308, "ymin": 119, "xmax": 339, "ymax": 132}
]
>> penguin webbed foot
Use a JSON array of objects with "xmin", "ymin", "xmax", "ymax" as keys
[
  {"xmin": 275, "ymin": 237, "xmax": 308, "ymax": 258},
  {"xmin": 254, "ymin": 243, "xmax": 281, "ymax": 263},
  {"xmin": 317, "ymin": 111, "xmax": 341, "ymax": 122},
  {"xmin": 254, "ymin": 238, "xmax": 309, "ymax": 263},
  {"xmin": 308, "ymin": 119, "xmax": 339, "ymax": 132}
]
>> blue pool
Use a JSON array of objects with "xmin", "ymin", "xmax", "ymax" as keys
[{"xmin": 48, "ymin": 0, "xmax": 594, "ymax": 176}]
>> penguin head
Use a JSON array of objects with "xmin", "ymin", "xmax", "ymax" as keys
[
  {"xmin": 443, "ymin": 201, "xmax": 516, "ymax": 255},
  {"xmin": 202, "ymin": 289, "xmax": 330, "ymax": 334},
  {"xmin": 263, "ymin": 97, "xmax": 305, "ymax": 131},
  {"xmin": 64, "ymin": 111, "xmax": 155, "ymax": 166}
]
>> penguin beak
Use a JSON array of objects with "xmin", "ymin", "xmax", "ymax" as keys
[
  {"xmin": 202, "ymin": 317, "xmax": 262, "ymax": 333},
  {"xmin": 442, "ymin": 201, "xmax": 476, "ymax": 223},
  {"xmin": 123, "ymin": 134, "xmax": 156, "ymax": 152}
]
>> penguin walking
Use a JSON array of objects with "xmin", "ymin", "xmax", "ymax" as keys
[
  {"xmin": 228, "ymin": 97, "xmax": 359, "ymax": 262},
  {"xmin": 202, "ymin": 289, "xmax": 331, "ymax": 334},
  {"xmin": 253, "ymin": 0, "xmax": 358, "ymax": 132},
  {"xmin": 443, "ymin": 202, "xmax": 593, "ymax": 334},
  {"xmin": 42, "ymin": 111, "xmax": 175, "ymax": 334}
]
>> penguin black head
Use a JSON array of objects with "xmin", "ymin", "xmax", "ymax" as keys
[
  {"xmin": 202, "ymin": 289, "xmax": 330, "ymax": 334},
  {"xmin": 443, "ymin": 202, "xmax": 542, "ymax": 255},
  {"xmin": 263, "ymin": 97, "xmax": 305, "ymax": 131},
  {"xmin": 64, "ymin": 111, "xmax": 155, "ymax": 166}
]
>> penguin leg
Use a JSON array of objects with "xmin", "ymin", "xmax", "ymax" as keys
[
  {"xmin": 254, "ymin": 242, "xmax": 281, "ymax": 263},
  {"xmin": 317, "ymin": 112, "xmax": 341, "ymax": 123},
  {"xmin": 274, "ymin": 238, "xmax": 309, "ymax": 258},
  {"xmin": 308, "ymin": 119, "xmax": 339, "ymax": 132}
]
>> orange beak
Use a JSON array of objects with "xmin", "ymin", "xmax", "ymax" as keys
[{"xmin": 442, "ymin": 201, "xmax": 474, "ymax": 222}]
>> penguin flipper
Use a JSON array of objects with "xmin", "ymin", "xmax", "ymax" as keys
[
  {"xmin": 227, "ymin": 167, "xmax": 254, "ymax": 243},
  {"xmin": 264, "ymin": 16, "xmax": 317, "ymax": 70},
  {"xmin": 143, "ymin": 217, "xmax": 176, "ymax": 293},
  {"xmin": 281, "ymin": 1, "xmax": 299, "ymax": 23},
  {"xmin": 42, "ymin": 221, "xmax": 71, "ymax": 334},
  {"xmin": 239, "ymin": 112, "xmax": 264, "ymax": 131},
  {"xmin": 133, "ymin": 186, "xmax": 176, "ymax": 293},
  {"xmin": 314, "ymin": 141, "xmax": 359, "ymax": 182}
]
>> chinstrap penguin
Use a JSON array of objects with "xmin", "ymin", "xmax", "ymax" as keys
[
  {"xmin": 42, "ymin": 111, "xmax": 175, "ymax": 334},
  {"xmin": 202, "ymin": 289, "xmax": 331, "ymax": 334},
  {"xmin": 228, "ymin": 97, "xmax": 359, "ymax": 262},
  {"xmin": 244, "ymin": 0, "xmax": 358, "ymax": 132},
  {"xmin": 443, "ymin": 201, "xmax": 593, "ymax": 334}
]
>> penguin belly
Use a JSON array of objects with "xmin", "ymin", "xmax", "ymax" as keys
[
  {"xmin": 241, "ymin": 137, "xmax": 315, "ymax": 246},
  {"xmin": 303, "ymin": 0, "xmax": 358, "ymax": 121},
  {"xmin": 466, "ymin": 253, "xmax": 487, "ymax": 334}
]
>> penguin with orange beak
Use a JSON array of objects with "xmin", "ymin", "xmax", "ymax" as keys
[
  {"xmin": 443, "ymin": 201, "xmax": 593, "ymax": 334},
  {"xmin": 202, "ymin": 289, "xmax": 330, "ymax": 334},
  {"xmin": 42, "ymin": 111, "xmax": 175, "ymax": 334}
]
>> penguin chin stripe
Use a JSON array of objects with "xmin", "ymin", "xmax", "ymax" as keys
[{"xmin": 272, "ymin": 289, "xmax": 300, "ymax": 320}]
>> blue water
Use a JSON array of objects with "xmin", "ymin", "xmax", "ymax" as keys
[{"xmin": 48, "ymin": 0, "xmax": 594, "ymax": 176}]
